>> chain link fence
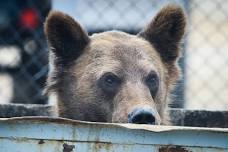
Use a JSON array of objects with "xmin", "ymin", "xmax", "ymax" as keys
[
  {"xmin": 0, "ymin": 0, "xmax": 227, "ymax": 110},
  {"xmin": 185, "ymin": 0, "xmax": 228, "ymax": 110},
  {"xmin": 0, "ymin": 0, "xmax": 50, "ymax": 104}
]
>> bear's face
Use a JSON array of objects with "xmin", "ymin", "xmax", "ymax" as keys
[
  {"xmin": 66, "ymin": 32, "xmax": 167, "ymax": 124},
  {"xmin": 45, "ymin": 5, "xmax": 186, "ymax": 125}
]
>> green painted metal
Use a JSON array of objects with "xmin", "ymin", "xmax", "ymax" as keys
[{"xmin": 0, "ymin": 117, "xmax": 228, "ymax": 152}]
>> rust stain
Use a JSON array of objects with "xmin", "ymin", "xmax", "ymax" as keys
[
  {"xmin": 159, "ymin": 146, "xmax": 191, "ymax": 152},
  {"xmin": 63, "ymin": 143, "xmax": 75, "ymax": 152},
  {"xmin": 38, "ymin": 139, "xmax": 45, "ymax": 144},
  {"xmin": 92, "ymin": 142, "xmax": 113, "ymax": 152}
]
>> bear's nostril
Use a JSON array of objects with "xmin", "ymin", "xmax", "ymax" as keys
[
  {"xmin": 128, "ymin": 108, "xmax": 156, "ymax": 124},
  {"xmin": 132, "ymin": 112, "xmax": 155, "ymax": 124}
]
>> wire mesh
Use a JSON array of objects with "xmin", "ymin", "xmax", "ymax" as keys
[{"xmin": 0, "ymin": 0, "xmax": 227, "ymax": 110}]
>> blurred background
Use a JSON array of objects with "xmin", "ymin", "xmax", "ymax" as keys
[{"xmin": 0, "ymin": 0, "xmax": 227, "ymax": 111}]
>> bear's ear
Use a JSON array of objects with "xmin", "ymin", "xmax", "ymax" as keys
[
  {"xmin": 44, "ymin": 11, "xmax": 89, "ymax": 65},
  {"xmin": 138, "ymin": 5, "xmax": 186, "ymax": 63}
]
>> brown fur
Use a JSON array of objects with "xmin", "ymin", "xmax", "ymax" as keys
[{"xmin": 44, "ymin": 5, "xmax": 186, "ymax": 125}]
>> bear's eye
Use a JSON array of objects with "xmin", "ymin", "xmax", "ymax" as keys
[
  {"xmin": 145, "ymin": 72, "xmax": 159, "ymax": 98},
  {"xmin": 99, "ymin": 72, "xmax": 121, "ymax": 96}
]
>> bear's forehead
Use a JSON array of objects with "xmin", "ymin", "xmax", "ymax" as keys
[
  {"xmin": 89, "ymin": 31, "xmax": 162, "ymax": 66},
  {"xmin": 79, "ymin": 31, "xmax": 165, "ymax": 77},
  {"xmin": 90, "ymin": 31, "xmax": 161, "ymax": 62},
  {"xmin": 72, "ymin": 31, "xmax": 166, "ymax": 82}
]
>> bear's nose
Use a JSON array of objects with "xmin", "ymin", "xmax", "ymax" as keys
[{"xmin": 128, "ymin": 107, "xmax": 156, "ymax": 124}]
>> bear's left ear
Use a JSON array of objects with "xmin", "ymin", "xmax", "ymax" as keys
[
  {"xmin": 44, "ymin": 11, "xmax": 90, "ymax": 65},
  {"xmin": 138, "ymin": 5, "xmax": 186, "ymax": 63}
]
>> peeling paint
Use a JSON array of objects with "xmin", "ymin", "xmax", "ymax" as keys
[
  {"xmin": 38, "ymin": 139, "xmax": 45, "ymax": 144},
  {"xmin": 63, "ymin": 143, "xmax": 75, "ymax": 152},
  {"xmin": 159, "ymin": 146, "xmax": 190, "ymax": 152}
]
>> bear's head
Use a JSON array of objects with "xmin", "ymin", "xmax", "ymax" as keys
[{"xmin": 44, "ymin": 5, "xmax": 186, "ymax": 125}]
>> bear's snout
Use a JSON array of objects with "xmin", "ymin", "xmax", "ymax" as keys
[{"xmin": 128, "ymin": 107, "xmax": 158, "ymax": 125}]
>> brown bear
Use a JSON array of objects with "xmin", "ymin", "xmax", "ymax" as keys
[{"xmin": 44, "ymin": 5, "xmax": 186, "ymax": 125}]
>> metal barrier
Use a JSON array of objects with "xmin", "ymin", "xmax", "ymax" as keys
[
  {"xmin": 1, "ymin": 104, "xmax": 228, "ymax": 128},
  {"xmin": 0, "ymin": 116, "xmax": 228, "ymax": 152}
]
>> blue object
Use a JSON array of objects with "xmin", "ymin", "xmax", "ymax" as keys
[{"xmin": 0, "ymin": 117, "xmax": 228, "ymax": 152}]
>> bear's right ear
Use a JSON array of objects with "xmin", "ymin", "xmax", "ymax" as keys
[{"xmin": 44, "ymin": 11, "xmax": 89, "ymax": 65}]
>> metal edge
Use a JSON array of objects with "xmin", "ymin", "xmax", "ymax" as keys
[{"xmin": 1, "ymin": 116, "xmax": 228, "ymax": 133}]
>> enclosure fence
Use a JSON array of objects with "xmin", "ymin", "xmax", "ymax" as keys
[{"xmin": 0, "ymin": 0, "xmax": 227, "ymax": 110}]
